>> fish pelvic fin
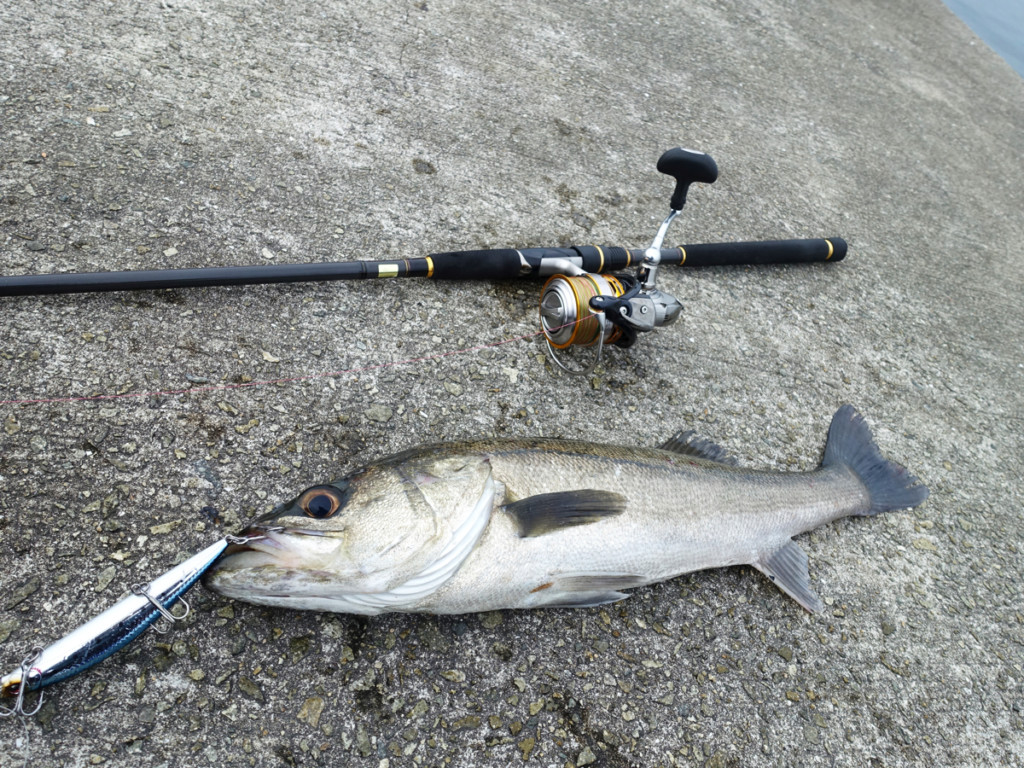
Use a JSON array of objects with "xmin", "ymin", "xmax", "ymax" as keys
[
  {"xmin": 540, "ymin": 592, "xmax": 631, "ymax": 609},
  {"xmin": 752, "ymin": 540, "xmax": 823, "ymax": 613},
  {"xmin": 528, "ymin": 572, "xmax": 646, "ymax": 608},
  {"xmin": 823, "ymin": 405, "xmax": 929, "ymax": 516}
]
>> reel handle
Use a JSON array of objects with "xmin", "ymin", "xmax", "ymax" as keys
[{"xmin": 656, "ymin": 148, "xmax": 719, "ymax": 210}]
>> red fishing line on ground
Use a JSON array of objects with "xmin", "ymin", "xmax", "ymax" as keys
[{"xmin": 0, "ymin": 324, "xmax": 571, "ymax": 407}]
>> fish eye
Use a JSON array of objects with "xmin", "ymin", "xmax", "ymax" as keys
[{"xmin": 297, "ymin": 486, "xmax": 345, "ymax": 519}]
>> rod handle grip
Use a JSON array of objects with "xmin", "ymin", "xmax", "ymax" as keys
[
  {"xmin": 673, "ymin": 237, "xmax": 847, "ymax": 266},
  {"xmin": 427, "ymin": 248, "xmax": 524, "ymax": 279}
]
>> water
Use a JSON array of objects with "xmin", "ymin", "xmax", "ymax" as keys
[{"xmin": 942, "ymin": 0, "xmax": 1024, "ymax": 78}]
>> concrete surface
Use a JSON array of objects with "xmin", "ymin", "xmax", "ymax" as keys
[{"xmin": 1, "ymin": 0, "xmax": 1021, "ymax": 765}]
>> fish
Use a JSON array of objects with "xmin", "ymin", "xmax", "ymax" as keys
[{"xmin": 203, "ymin": 405, "xmax": 928, "ymax": 615}]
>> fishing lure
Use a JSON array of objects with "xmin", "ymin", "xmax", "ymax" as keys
[{"xmin": 0, "ymin": 535, "xmax": 262, "ymax": 716}]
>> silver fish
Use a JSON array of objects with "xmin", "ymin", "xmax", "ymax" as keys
[{"xmin": 204, "ymin": 406, "xmax": 928, "ymax": 615}]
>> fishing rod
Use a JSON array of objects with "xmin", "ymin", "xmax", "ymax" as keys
[{"xmin": 0, "ymin": 148, "xmax": 846, "ymax": 373}]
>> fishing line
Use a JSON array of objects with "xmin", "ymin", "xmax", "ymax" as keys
[
  {"xmin": 0, "ymin": 321, "xmax": 582, "ymax": 408},
  {"xmin": 13, "ymin": 714, "xmax": 31, "ymax": 768}
]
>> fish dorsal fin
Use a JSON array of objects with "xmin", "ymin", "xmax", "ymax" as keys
[
  {"xmin": 504, "ymin": 490, "xmax": 626, "ymax": 538},
  {"xmin": 751, "ymin": 539, "xmax": 823, "ymax": 613},
  {"xmin": 660, "ymin": 430, "xmax": 738, "ymax": 466}
]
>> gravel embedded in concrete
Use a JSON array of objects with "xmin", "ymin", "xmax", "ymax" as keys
[{"xmin": 1, "ymin": 1, "xmax": 1022, "ymax": 766}]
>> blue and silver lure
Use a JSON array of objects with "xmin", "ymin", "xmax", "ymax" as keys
[{"xmin": 0, "ymin": 536, "xmax": 249, "ymax": 716}]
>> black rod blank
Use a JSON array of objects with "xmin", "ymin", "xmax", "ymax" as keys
[{"xmin": 0, "ymin": 259, "xmax": 433, "ymax": 297}]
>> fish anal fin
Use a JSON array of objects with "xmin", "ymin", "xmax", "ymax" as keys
[
  {"xmin": 751, "ymin": 540, "xmax": 824, "ymax": 613},
  {"xmin": 505, "ymin": 490, "xmax": 627, "ymax": 538},
  {"xmin": 660, "ymin": 431, "xmax": 738, "ymax": 466}
]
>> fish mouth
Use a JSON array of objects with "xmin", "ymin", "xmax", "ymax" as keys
[
  {"xmin": 213, "ymin": 526, "xmax": 332, "ymax": 571},
  {"xmin": 204, "ymin": 525, "xmax": 354, "ymax": 602},
  {"xmin": 226, "ymin": 524, "xmax": 331, "ymax": 551}
]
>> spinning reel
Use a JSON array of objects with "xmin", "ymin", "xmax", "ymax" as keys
[{"xmin": 540, "ymin": 148, "xmax": 716, "ymax": 374}]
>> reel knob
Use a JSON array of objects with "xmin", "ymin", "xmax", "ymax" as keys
[{"xmin": 657, "ymin": 148, "xmax": 718, "ymax": 210}]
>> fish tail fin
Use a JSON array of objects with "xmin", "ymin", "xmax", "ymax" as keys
[{"xmin": 822, "ymin": 405, "xmax": 929, "ymax": 516}]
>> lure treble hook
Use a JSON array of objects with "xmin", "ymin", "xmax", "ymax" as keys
[
  {"xmin": 131, "ymin": 584, "xmax": 191, "ymax": 634},
  {"xmin": 0, "ymin": 648, "xmax": 44, "ymax": 717}
]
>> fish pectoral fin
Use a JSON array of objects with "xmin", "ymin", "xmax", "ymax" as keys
[
  {"xmin": 751, "ymin": 540, "xmax": 824, "ymax": 613},
  {"xmin": 659, "ymin": 431, "xmax": 739, "ymax": 466},
  {"xmin": 505, "ymin": 490, "xmax": 627, "ymax": 538}
]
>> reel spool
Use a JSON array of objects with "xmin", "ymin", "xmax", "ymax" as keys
[{"xmin": 539, "ymin": 272, "xmax": 629, "ymax": 374}]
